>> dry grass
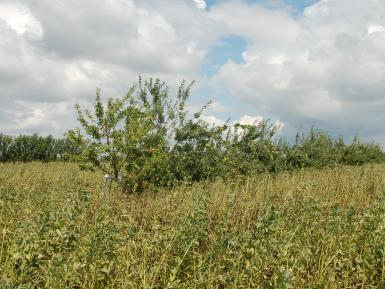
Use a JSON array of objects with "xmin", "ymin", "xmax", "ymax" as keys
[{"xmin": 1, "ymin": 162, "xmax": 385, "ymax": 288}]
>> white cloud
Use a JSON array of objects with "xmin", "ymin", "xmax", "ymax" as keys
[
  {"xmin": 212, "ymin": 0, "xmax": 385, "ymax": 143},
  {"xmin": 193, "ymin": 0, "xmax": 207, "ymax": 10},
  {"xmin": 238, "ymin": 115, "xmax": 285, "ymax": 132},
  {"xmin": 201, "ymin": 115, "xmax": 225, "ymax": 126},
  {"xmin": 368, "ymin": 24, "xmax": 385, "ymax": 35},
  {"xmin": 238, "ymin": 115, "xmax": 264, "ymax": 126},
  {"xmin": 209, "ymin": 101, "xmax": 228, "ymax": 112},
  {"xmin": 17, "ymin": 0, "xmax": 221, "ymax": 74},
  {"xmin": 0, "ymin": 2, "xmax": 43, "ymax": 39},
  {"xmin": 0, "ymin": 101, "xmax": 73, "ymax": 135},
  {"xmin": 274, "ymin": 120, "xmax": 285, "ymax": 131},
  {"xmin": 209, "ymin": 1, "xmax": 301, "ymax": 47},
  {"xmin": 200, "ymin": 113, "xmax": 285, "ymax": 132},
  {"xmin": 0, "ymin": 0, "xmax": 384, "ymax": 145},
  {"xmin": 0, "ymin": 0, "xmax": 222, "ymax": 135}
]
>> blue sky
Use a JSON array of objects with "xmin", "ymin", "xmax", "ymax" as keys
[
  {"xmin": 202, "ymin": 35, "xmax": 247, "ymax": 76},
  {"xmin": 203, "ymin": 0, "xmax": 320, "ymax": 77},
  {"xmin": 199, "ymin": 0, "xmax": 322, "ymax": 131},
  {"xmin": 206, "ymin": 0, "xmax": 320, "ymax": 12},
  {"xmin": 1, "ymin": 0, "xmax": 385, "ymax": 144}
]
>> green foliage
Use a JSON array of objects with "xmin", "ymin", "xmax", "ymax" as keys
[
  {"xmin": 67, "ymin": 77, "xmax": 385, "ymax": 193},
  {"xmin": 1, "ymin": 78, "xmax": 384, "ymax": 192},
  {"xmin": 1, "ymin": 162, "xmax": 385, "ymax": 288},
  {"xmin": 172, "ymin": 118, "xmax": 228, "ymax": 182},
  {"xmin": 0, "ymin": 133, "xmax": 80, "ymax": 162},
  {"xmin": 285, "ymin": 129, "xmax": 385, "ymax": 169},
  {"xmin": 67, "ymin": 78, "xmax": 187, "ymax": 193},
  {"xmin": 342, "ymin": 136, "xmax": 385, "ymax": 165},
  {"xmin": 225, "ymin": 121, "xmax": 282, "ymax": 175}
]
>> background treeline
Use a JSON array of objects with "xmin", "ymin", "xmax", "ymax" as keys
[
  {"xmin": 66, "ymin": 78, "xmax": 385, "ymax": 193},
  {"xmin": 0, "ymin": 134, "xmax": 80, "ymax": 162},
  {"xmin": 1, "ymin": 128, "xmax": 383, "ymax": 170}
]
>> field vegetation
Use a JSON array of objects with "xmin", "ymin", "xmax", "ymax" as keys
[
  {"xmin": 1, "ymin": 162, "xmax": 385, "ymax": 288},
  {"xmin": 1, "ymin": 78, "xmax": 385, "ymax": 288}
]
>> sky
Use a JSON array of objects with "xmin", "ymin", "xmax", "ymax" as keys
[{"xmin": 0, "ymin": 0, "xmax": 385, "ymax": 144}]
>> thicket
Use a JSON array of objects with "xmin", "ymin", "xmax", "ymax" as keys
[
  {"xmin": 0, "ymin": 134, "xmax": 79, "ymax": 162},
  {"xmin": 67, "ymin": 77, "xmax": 385, "ymax": 193}
]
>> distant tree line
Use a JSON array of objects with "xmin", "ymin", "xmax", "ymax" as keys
[
  {"xmin": 66, "ymin": 77, "xmax": 385, "ymax": 193},
  {"xmin": 0, "ymin": 134, "xmax": 80, "ymax": 162}
]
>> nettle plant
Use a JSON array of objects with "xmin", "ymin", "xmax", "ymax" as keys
[{"xmin": 67, "ymin": 78, "xmax": 200, "ymax": 193}]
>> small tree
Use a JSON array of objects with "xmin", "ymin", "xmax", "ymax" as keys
[{"xmin": 67, "ymin": 77, "xmax": 196, "ymax": 193}]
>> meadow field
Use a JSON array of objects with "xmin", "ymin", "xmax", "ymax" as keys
[{"xmin": 1, "ymin": 162, "xmax": 385, "ymax": 288}]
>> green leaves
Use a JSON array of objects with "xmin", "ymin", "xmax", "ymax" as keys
[
  {"xmin": 2, "ymin": 162, "xmax": 385, "ymax": 287},
  {"xmin": 0, "ymin": 133, "xmax": 81, "ymax": 162},
  {"xmin": 66, "ymin": 77, "xmax": 385, "ymax": 194},
  {"xmin": 69, "ymin": 77, "xmax": 189, "ymax": 193}
]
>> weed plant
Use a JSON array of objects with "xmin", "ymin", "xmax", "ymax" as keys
[{"xmin": 1, "ymin": 162, "xmax": 385, "ymax": 288}]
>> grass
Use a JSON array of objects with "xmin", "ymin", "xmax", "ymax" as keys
[{"xmin": 0, "ymin": 162, "xmax": 385, "ymax": 288}]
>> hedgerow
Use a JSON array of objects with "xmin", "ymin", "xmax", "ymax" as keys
[{"xmin": 65, "ymin": 77, "xmax": 385, "ymax": 193}]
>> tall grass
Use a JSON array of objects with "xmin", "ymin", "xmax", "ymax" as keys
[{"xmin": 1, "ymin": 162, "xmax": 385, "ymax": 288}]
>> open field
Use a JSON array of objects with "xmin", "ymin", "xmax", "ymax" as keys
[{"xmin": 1, "ymin": 163, "xmax": 385, "ymax": 288}]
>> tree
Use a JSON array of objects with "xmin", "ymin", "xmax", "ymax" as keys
[{"xmin": 67, "ymin": 77, "xmax": 196, "ymax": 193}]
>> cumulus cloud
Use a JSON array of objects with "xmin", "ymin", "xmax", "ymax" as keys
[
  {"xmin": 22, "ymin": 0, "xmax": 217, "ymax": 73},
  {"xmin": 201, "ymin": 115, "xmax": 225, "ymax": 126},
  {"xmin": 209, "ymin": 0, "xmax": 301, "ymax": 47},
  {"xmin": 201, "ymin": 114, "xmax": 285, "ymax": 135},
  {"xmin": 0, "ymin": 0, "xmax": 384, "ymax": 145},
  {"xmin": 0, "ymin": 101, "xmax": 73, "ymax": 135},
  {"xmin": 238, "ymin": 115, "xmax": 264, "ymax": 126},
  {"xmin": 193, "ymin": 0, "xmax": 207, "ymax": 10},
  {"xmin": 0, "ymin": 2, "xmax": 43, "ymax": 39},
  {"xmin": 212, "ymin": 0, "xmax": 385, "ymax": 143},
  {"xmin": 368, "ymin": 24, "xmax": 385, "ymax": 35},
  {"xmin": 0, "ymin": 0, "xmax": 222, "ymax": 136},
  {"xmin": 209, "ymin": 101, "xmax": 229, "ymax": 113}
]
